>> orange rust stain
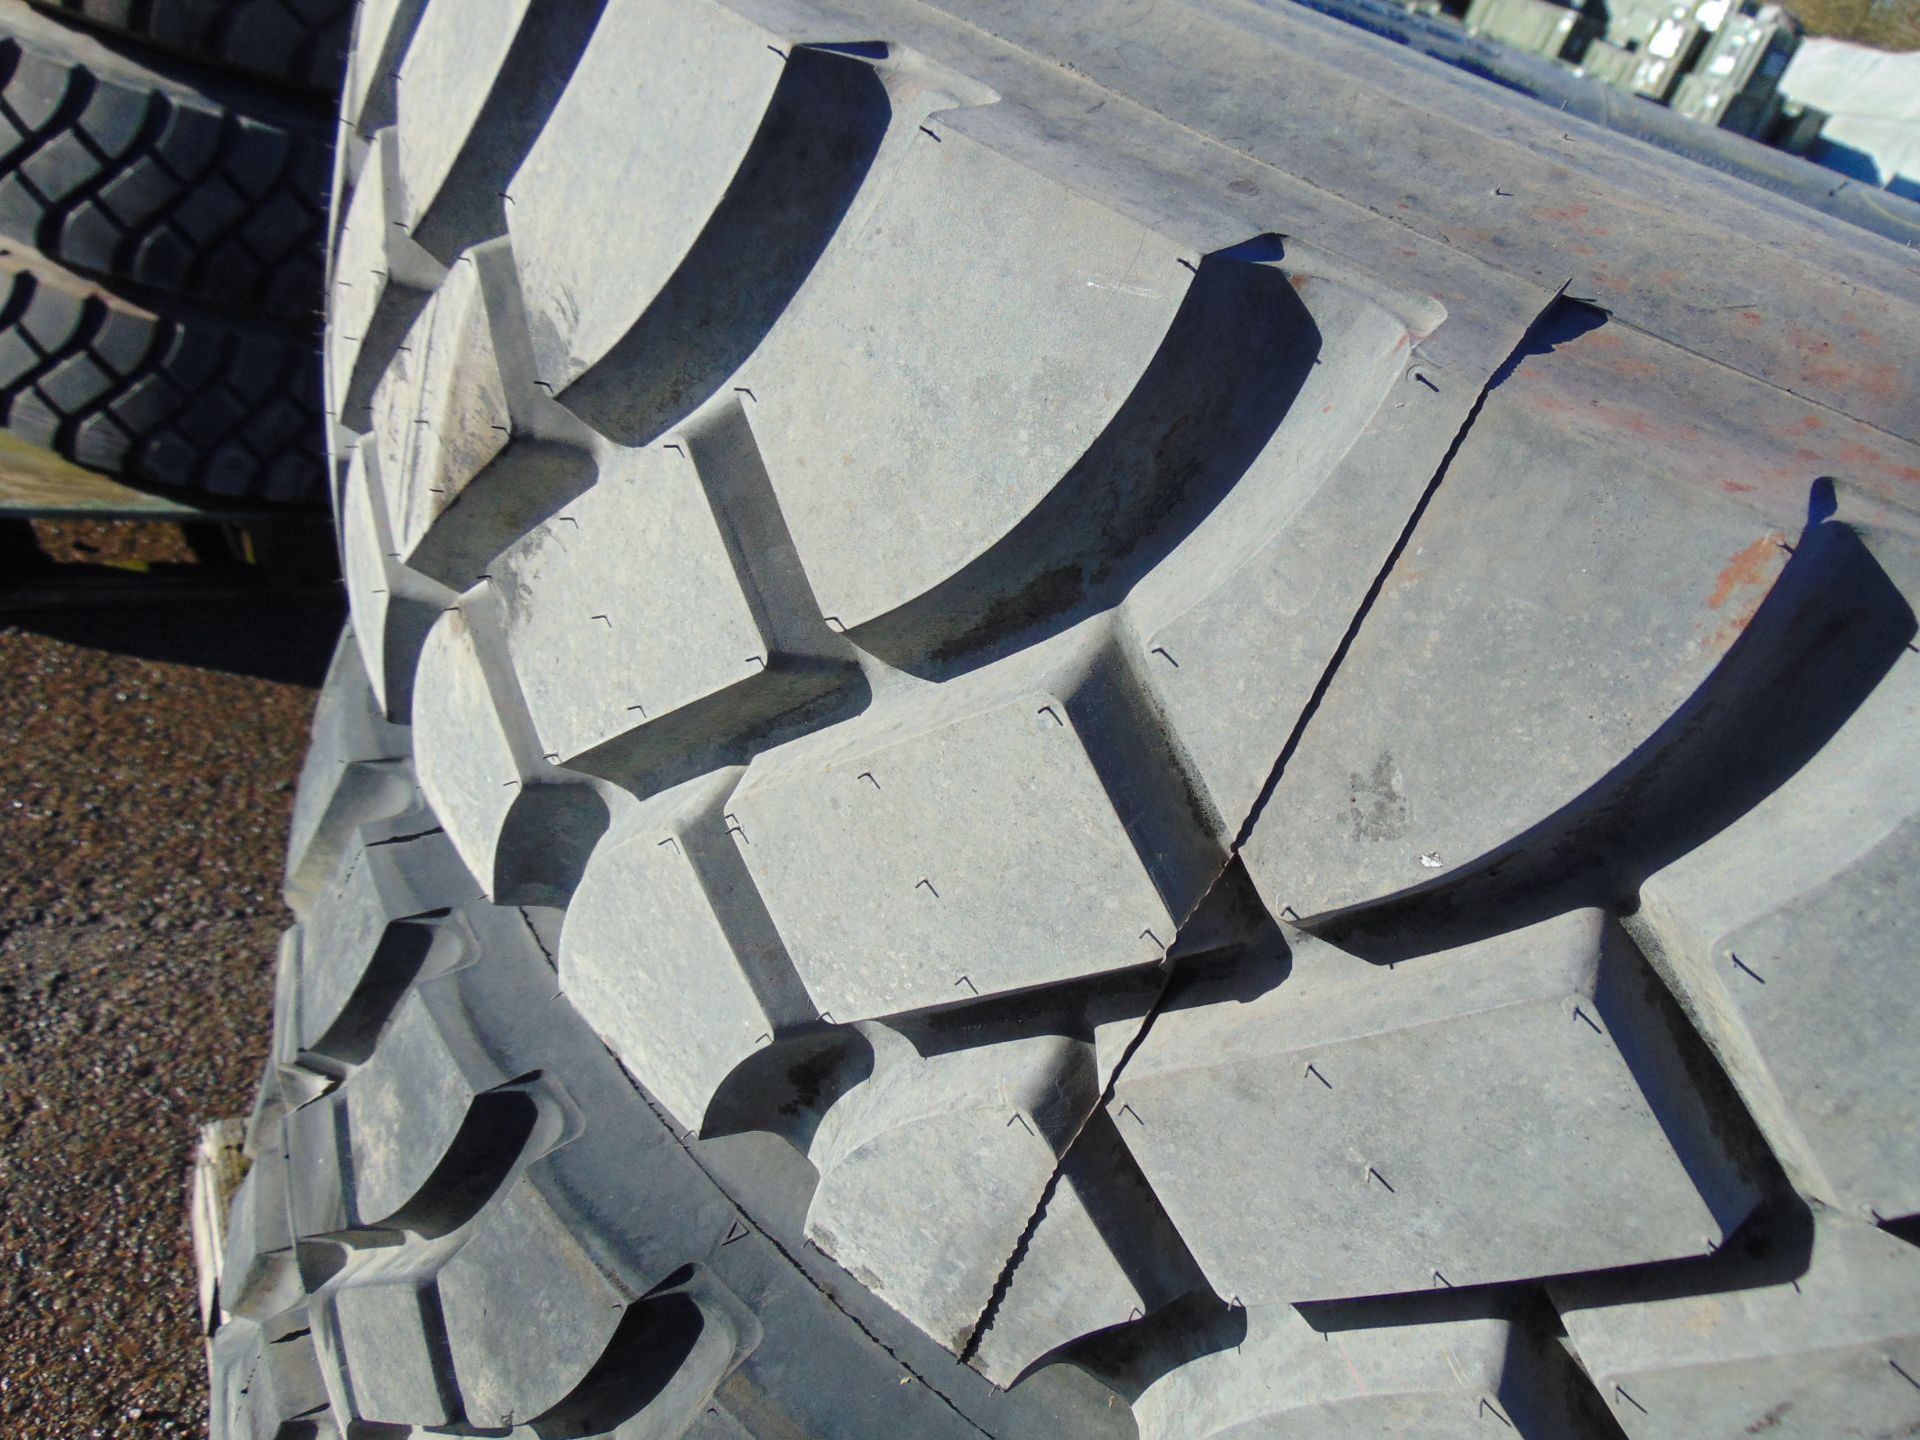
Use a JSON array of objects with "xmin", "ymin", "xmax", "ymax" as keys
[
  {"xmin": 1736, "ymin": 310, "xmax": 1763, "ymax": 328},
  {"xmin": 1787, "ymin": 414, "xmax": 1825, "ymax": 434},
  {"xmin": 1708, "ymin": 537, "xmax": 1779, "ymax": 611},
  {"xmin": 1704, "ymin": 555, "xmax": 1783, "ymax": 650},
  {"xmin": 1806, "ymin": 356, "xmax": 1901, "ymax": 408},
  {"xmin": 1720, "ymin": 480, "xmax": 1755, "ymax": 495},
  {"xmin": 1517, "ymin": 387, "xmax": 1702, "ymax": 450},
  {"xmin": 1706, "ymin": 603, "xmax": 1761, "ymax": 654},
  {"xmin": 1533, "ymin": 202, "xmax": 1589, "ymax": 224},
  {"xmin": 1783, "ymin": 325, "xmax": 1905, "ymax": 408},
  {"xmin": 1568, "ymin": 243, "xmax": 1597, "ymax": 257},
  {"xmin": 1289, "ymin": 273, "xmax": 1311, "ymax": 293}
]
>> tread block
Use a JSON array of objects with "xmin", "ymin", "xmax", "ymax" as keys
[
  {"xmin": 324, "ymin": 1274, "xmax": 454, "ymax": 1426},
  {"xmin": 248, "ymin": 931, "xmax": 329, "ymax": 1150},
  {"xmin": 848, "ymin": 236, "xmax": 1379, "ymax": 671},
  {"xmin": 340, "ymin": 989, "xmax": 481, "ymax": 1225},
  {"xmin": 411, "ymin": 600, "xmax": 528, "ymax": 895},
  {"xmin": 531, "ymin": 1265, "xmax": 763, "ymax": 1440},
  {"xmin": 327, "ymin": 140, "xmax": 388, "ymax": 401},
  {"xmin": 207, "ymin": 1320, "xmax": 259, "ymax": 1440},
  {"xmin": 1643, "ymin": 813, "xmax": 1920, "ymax": 1222},
  {"xmin": 970, "ymin": 1109, "xmax": 1206, "ymax": 1386},
  {"xmin": 1123, "ymin": 274, "xmax": 1514, "ymax": 830},
  {"xmin": 391, "ymin": 0, "xmax": 606, "ymax": 264},
  {"xmin": 508, "ymin": 0, "xmax": 893, "ymax": 445},
  {"xmin": 1127, "ymin": 1302, "xmax": 1543, "ymax": 1440},
  {"xmin": 378, "ymin": 235, "xmax": 601, "ymax": 592},
  {"xmin": 497, "ymin": 447, "xmax": 764, "ymax": 758},
  {"xmin": 493, "ymin": 428, "xmax": 846, "ymax": 779},
  {"xmin": 296, "ymin": 836, "xmax": 469, "ymax": 1060},
  {"xmin": 283, "ymin": 631, "xmax": 426, "ymax": 911},
  {"xmin": 391, "ymin": 0, "xmax": 532, "ymax": 235},
  {"xmin": 805, "ymin": 1022, "xmax": 1098, "ymax": 1353},
  {"xmin": 1110, "ymin": 910, "xmax": 1764, "ymax": 1303},
  {"xmin": 209, "ymin": 1318, "xmax": 333, "ymax": 1440},
  {"xmin": 739, "ymin": 124, "xmax": 1189, "ymax": 641},
  {"xmin": 436, "ymin": 1161, "xmax": 632, "ymax": 1428},
  {"xmin": 344, "ymin": 0, "xmax": 428, "ymax": 131},
  {"xmin": 218, "ymin": 1142, "xmax": 301, "ymax": 1321},
  {"xmin": 341, "ymin": 438, "xmax": 454, "ymax": 723},
  {"xmin": 1627, "ymin": 516, "xmax": 1920, "ymax": 1222},
  {"xmin": 503, "ymin": 0, "xmax": 784, "ymax": 392},
  {"xmin": 367, "ymin": 247, "xmax": 511, "ymax": 570},
  {"xmin": 411, "ymin": 586, "xmax": 612, "ymax": 906},
  {"xmin": 562, "ymin": 769, "xmax": 815, "ymax": 1134},
  {"xmin": 328, "ymin": 128, "xmax": 445, "ymax": 429},
  {"xmin": 1241, "ymin": 312, "xmax": 1920, "ymax": 924},
  {"xmin": 285, "ymin": 1086, "xmax": 349, "ymax": 1240},
  {"xmin": 258, "ymin": 928, "xmax": 330, "ymax": 1130},
  {"xmin": 731, "ymin": 640, "xmax": 1198, "ymax": 1020},
  {"xmin": 1552, "ymin": 1213, "xmax": 1920, "ymax": 1440}
]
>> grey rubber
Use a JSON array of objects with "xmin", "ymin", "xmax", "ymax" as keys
[
  {"xmin": 30, "ymin": 0, "xmax": 351, "ymax": 94},
  {"xmin": 220, "ymin": 0, "xmax": 1920, "ymax": 1435}
]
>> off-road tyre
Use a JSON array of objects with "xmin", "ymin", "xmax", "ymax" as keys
[
  {"xmin": 0, "ymin": 0, "xmax": 329, "ymax": 317},
  {"xmin": 0, "ymin": 243, "xmax": 320, "ymax": 498},
  {"xmin": 31, "ymin": 0, "xmax": 351, "ymax": 95},
  {"xmin": 214, "ymin": 1, "xmax": 1920, "ymax": 1436},
  {"xmin": 0, "ymin": 0, "xmax": 327, "ymax": 499}
]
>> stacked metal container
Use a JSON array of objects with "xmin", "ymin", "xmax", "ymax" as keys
[
  {"xmin": 1671, "ymin": 3, "xmax": 1803, "ymax": 135},
  {"xmin": 1462, "ymin": 0, "xmax": 1600, "ymax": 60},
  {"xmin": 1462, "ymin": 0, "xmax": 1809, "ymax": 143}
]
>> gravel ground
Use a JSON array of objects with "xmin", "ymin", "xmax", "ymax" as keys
[{"xmin": 0, "ymin": 525, "xmax": 341, "ymax": 1437}]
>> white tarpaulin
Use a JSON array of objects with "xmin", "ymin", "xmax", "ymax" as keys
[{"xmin": 1780, "ymin": 36, "xmax": 1920, "ymax": 196}]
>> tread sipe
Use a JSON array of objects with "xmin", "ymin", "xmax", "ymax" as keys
[{"xmin": 220, "ymin": 0, "xmax": 1920, "ymax": 1436}]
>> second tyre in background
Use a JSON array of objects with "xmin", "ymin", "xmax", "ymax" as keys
[{"xmin": 0, "ymin": 0, "xmax": 344, "ymax": 504}]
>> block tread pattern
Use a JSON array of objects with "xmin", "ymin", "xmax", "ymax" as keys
[
  {"xmin": 31, "ymin": 0, "xmax": 351, "ymax": 95},
  {"xmin": 0, "ymin": 250, "xmax": 321, "ymax": 498},
  {"xmin": 222, "ymin": 0, "xmax": 1920, "ymax": 1435},
  {"xmin": 0, "ymin": 14, "xmax": 328, "ymax": 319}
]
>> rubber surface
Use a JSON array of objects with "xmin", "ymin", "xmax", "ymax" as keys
[
  {"xmin": 223, "ymin": 0, "xmax": 1920, "ymax": 1435},
  {"xmin": 0, "ymin": 0, "xmax": 327, "ymax": 499},
  {"xmin": 0, "ymin": 245, "xmax": 321, "ymax": 499},
  {"xmin": 0, "ymin": 0, "xmax": 329, "ymax": 317},
  {"xmin": 31, "ymin": 0, "xmax": 351, "ymax": 94}
]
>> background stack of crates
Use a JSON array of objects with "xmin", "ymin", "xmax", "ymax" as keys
[{"xmin": 1463, "ymin": 0, "xmax": 1820, "ymax": 144}]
